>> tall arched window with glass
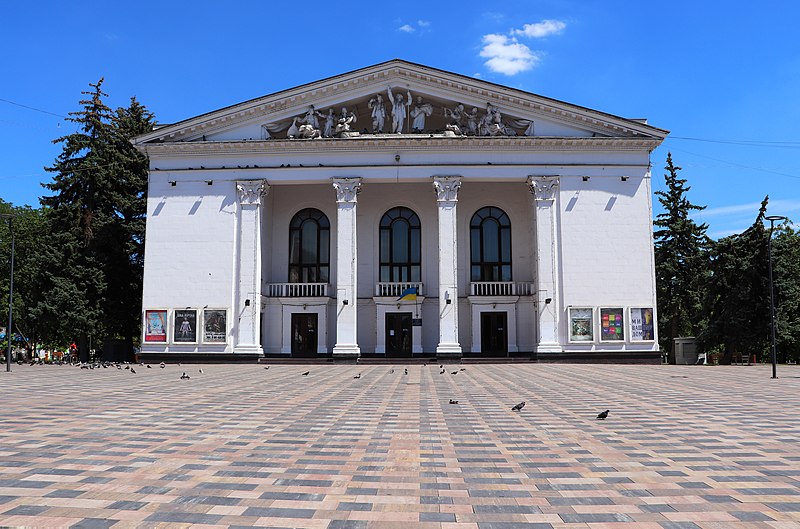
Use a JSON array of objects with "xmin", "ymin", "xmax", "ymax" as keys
[
  {"xmin": 379, "ymin": 207, "xmax": 421, "ymax": 282},
  {"xmin": 470, "ymin": 206, "xmax": 512, "ymax": 281},
  {"xmin": 289, "ymin": 208, "xmax": 330, "ymax": 283}
]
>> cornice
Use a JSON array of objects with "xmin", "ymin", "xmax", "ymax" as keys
[
  {"xmin": 134, "ymin": 61, "xmax": 667, "ymax": 145},
  {"xmin": 139, "ymin": 136, "xmax": 662, "ymax": 157}
]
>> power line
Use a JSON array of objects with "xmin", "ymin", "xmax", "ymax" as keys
[
  {"xmin": 0, "ymin": 97, "xmax": 66, "ymax": 119},
  {"xmin": 667, "ymin": 135, "xmax": 800, "ymax": 148},
  {"xmin": 671, "ymin": 147, "xmax": 800, "ymax": 180}
]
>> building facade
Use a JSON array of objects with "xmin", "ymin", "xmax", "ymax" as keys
[{"xmin": 134, "ymin": 60, "xmax": 667, "ymax": 362}]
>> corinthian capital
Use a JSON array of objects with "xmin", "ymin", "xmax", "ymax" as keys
[
  {"xmin": 332, "ymin": 177, "xmax": 362, "ymax": 203},
  {"xmin": 236, "ymin": 180, "xmax": 269, "ymax": 205},
  {"xmin": 432, "ymin": 176, "xmax": 462, "ymax": 202},
  {"xmin": 527, "ymin": 176, "xmax": 559, "ymax": 201}
]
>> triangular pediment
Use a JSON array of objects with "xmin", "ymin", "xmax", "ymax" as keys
[{"xmin": 133, "ymin": 59, "xmax": 667, "ymax": 145}]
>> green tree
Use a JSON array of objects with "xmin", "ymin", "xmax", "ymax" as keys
[
  {"xmin": 653, "ymin": 153, "xmax": 711, "ymax": 356},
  {"xmin": 700, "ymin": 197, "xmax": 771, "ymax": 363},
  {"xmin": 771, "ymin": 221, "xmax": 800, "ymax": 362}
]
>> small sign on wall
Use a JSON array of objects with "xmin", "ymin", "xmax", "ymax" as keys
[{"xmin": 412, "ymin": 318, "xmax": 422, "ymax": 327}]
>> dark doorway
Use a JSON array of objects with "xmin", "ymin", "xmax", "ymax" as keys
[
  {"xmin": 481, "ymin": 312, "xmax": 508, "ymax": 356},
  {"xmin": 291, "ymin": 313, "xmax": 318, "ymax": 357},
  {"xmin": 386, "ymin": 312, "xmax": 412, "ymax": 357}
]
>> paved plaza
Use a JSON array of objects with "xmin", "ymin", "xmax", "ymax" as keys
[{"xmin": 1, "ymin": 363, "xmax": 799, "ymax": 528}]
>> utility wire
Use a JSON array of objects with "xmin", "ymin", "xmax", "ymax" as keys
[
  {"xmin": 0, "ymin": 97, "xmax": 66, "ymax": 119},
  {"xmin": 671, "ymin": 147, "xmax": 800, "ymax": 180},
  {"xmin": 667, "ymin": 136, "xmax": 800, "ymax": 148}
]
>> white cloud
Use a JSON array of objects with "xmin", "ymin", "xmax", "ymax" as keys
[
  {"xmin": 417, "ymin": 20, "xmax": 430, "ymax": 27},
  {"xmin": 513, "ymin": 19, "xmax": 566, "ymax": 38},
  {"xmin": 479, "ymin": 34, "xmax": 541, "ymax": 75},
  {"xmin": 398, "ymin": 24, "xmax": 414, "ymax": 33}
]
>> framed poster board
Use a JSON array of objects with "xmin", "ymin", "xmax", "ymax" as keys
[
  {"xmin": 203, "ymin": 309, "xmax": 228, "ymax": 344},
  {"xmin": 600, "ymin": 307, "xmax": 625, "ymax": 342},
  {"xmin": 173, "ymin": 309, "xmax": 198, "ymax": 344},
  {"xmin": 568, "ymin": 307, "xmax": 594, "ymax": 342},
  {"xmin": 630, "ymin": 307, "xmax": 655, "ymax": 341},
  {"xmin": 144, "ymin": 309, "xmax": 168, "ymax": 343}
]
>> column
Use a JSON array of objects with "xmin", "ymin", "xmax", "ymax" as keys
[
  {"xmin": 528, "ymin": 176, "xmax": 562, "ymax": 353},
  {"xmin": 234, "ymin": 179, "xmax": 269, "ymax": 355},
  {"xmin": 433, "ymin": 176, "xmax": 462, "ymax": 356},
  {"xmin": 332, "ymin": 177, "xmax": 361, "ymax": 358}
]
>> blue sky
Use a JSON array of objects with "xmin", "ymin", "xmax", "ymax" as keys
[{"xmin": 2, "ymin": 1, "xmax": 799, "ymax": 238}]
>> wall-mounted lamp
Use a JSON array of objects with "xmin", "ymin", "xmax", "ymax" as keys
[
  {"xmin": 302, "ymin": 303, "xmax": 307, "ymax": 310},
  {"xmin": 395, "ymin": 154, "xmax": 401, "ymax": 162},
  {"xmin": 244, "ymin": 299, "xmax": 251, "ymax": 307},
  {"xmin": 582, "ymin": 176, "xmax": 590, "ymax": 182},
  {"xmin": 206, "ymin": 180, "xmax": 213, "ymax": 185},
  {"xmin": 620, "ymin": 176, "xmax": 629, "ymax": 182},
  {"xmin": 169, "ymin": 180, "xmax": 177, "ymax": 186},
  {"xmin": 343, "ymin": 299, "xmax": 349, "ymax": 305},
  {"xmin": 445, "ymin": 291, "xmax": 452, "ymax": 305},
  {"xmin": 544, "ymin": 298, "xmax": 552, "ymax": 304},
  {"xmin": 396, "ymin": 303, "xmax": 401, "ymax": 309},
  {"xmin": 492, "ymin": 303, "xmax": 497, "ymax": 309}
]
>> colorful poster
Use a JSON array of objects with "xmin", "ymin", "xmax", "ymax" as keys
[
  {"xmin": 203, "ymin": 309, "xmax": 227, "ymax": 344},
  {"xmin": 600, "ymin": 307, "xmax": 625, "ymax": 341},
  {"xmin": 630, "ymin": 307, "xmax": 655, "ymax": 341},
  {"xmin": 569, "ymin": 308, "xmax": 594, "ymax": 342},
  {"xmin": 173, "ymin": 309, "xmax": 198, "ymax": 343},
  {"xmin": 144, "ymin": 310, "xmax": 167, "ymax": 343}
]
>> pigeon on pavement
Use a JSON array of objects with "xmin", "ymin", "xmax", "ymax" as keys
[
  {"xmin": 451, "ymin": 371, "xmax": 458, "ymax": 375},
  {"xmin": 354, "ymin": 373, "xmax": 361, "ymax": 379},
  {"xmin": 511, "ymin": 401, "xmax": 526, "ymax": 412},
  {"xmin": 596, "ymin": 410, "xmax": 609, "ymax": 420},
  {"xmin": 130, "ymin": 368, "xmax": 136, "ymax": 374},
  {"xmin": 449, "ymin": 399, "xmax": 459, "ymax": 404},
  {"xmin": 301, "ymin": 371, "xmax": 310, "ymax": 376},
  {"xmin": 180, "ymin": 372, "xmax": 190, "ymax": 380}
]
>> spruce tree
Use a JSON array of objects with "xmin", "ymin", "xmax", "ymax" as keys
[
  {"xmin": 772, "ymin": 222, "xmax": 800, "ymax": 362},
  {"xmin": 653, "ymin": 153, "xmax": 711, "ymax": 356}
]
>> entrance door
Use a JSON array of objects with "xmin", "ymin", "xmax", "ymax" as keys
[
  {"xmin": 385, "ymin": 312, "xmax": 412, "ymax": 357},
  {"xmin": 291, "ymin": 313, "xmax": 318, "ymax": 357},
  {"xmin": 481, "ymin": 312, "xmax": 508, "ymax": 356}
]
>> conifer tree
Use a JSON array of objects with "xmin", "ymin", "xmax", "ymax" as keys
[{"xmin": 653, "ymin": 153, "xmax": 711, "ymax": 356}]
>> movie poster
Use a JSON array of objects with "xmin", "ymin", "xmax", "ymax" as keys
[
  {"xmin": 203, "ymin": 309, "xmax": 227, "ymax": 344},
  {"xmin": 173, "ymin": 309, "xmax": 198, "ymax": 343},
  {"xmin": 630, "ymin": 307, "xmax": 655, "ymax": 341},
  {"xmin": 600, "ymin": 307, "xmax": 625, "ymax": 341},
  {"xmin": 569, "ymin": 308, "xmax": 594, "ymax": 342},
  {"xmin": 144, "ymin": 310, "xmax": 167, "ymax": 343}
]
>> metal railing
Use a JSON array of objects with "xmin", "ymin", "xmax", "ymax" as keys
[
  {"xmin": 375, "ymin": 282, "xmax": 424, "ymax": 298},
  {"xmin": 469, "ymin": 281, "xmax": 535, "ymax": 296},
  {"xmin": 265, "ymin": 283, "xmax": 330, "ymax": 297}
]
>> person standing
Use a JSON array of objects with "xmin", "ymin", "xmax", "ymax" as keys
[{"xmin": 387, "ymin": 86, "xmax": 412, "ymax": 133}]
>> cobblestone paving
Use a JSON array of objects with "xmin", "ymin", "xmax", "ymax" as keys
[{"xmin": 1, "ymin": 363, "xmax": 799, "ymax": 528}]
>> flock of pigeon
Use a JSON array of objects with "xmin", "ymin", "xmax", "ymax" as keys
[{"xmin": 26, "ymin": 359, "xmax": 610, "ymax": 419}]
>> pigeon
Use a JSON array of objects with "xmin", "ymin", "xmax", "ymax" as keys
[
  {"xmin": 451, "ymin": 371, "xmax": 458, "ymax": 375},
  {"xmin": 449, "ymin": 399, "xmax": 459, "ymax": 404},
  {"xmin": 439, "ymin": 364, "xmax": 443, "ymax": 368},
  {"xmin": 423, "ymin": 363, "xmax": 427, "ymax": 366},
  {"xmin": 511, "ymin": 401, "xmax": 526, "ymax": 412},
  {"xmin": 180, "ymin": 372, "xmax": 190, "ymax": 380},
  {"xmin": 160, "ymin": 362, "xmax": 166, "ymax": 368},
  {"xmin": 130, "ymin": 368, "xmax": 136, "ymax": 374},
  {"xmin": 264, "ymin": 366, "xmax": 270, "ymax": 370},
  {"xmin": 460, "ymin": 368, "xmax": 466, "ymax": 371},
  {"xmin": 199, "ymin": 368, "xmax": 204, "ymax": 374},
  {"xmin": 301, "ymin": 371, "xmax": 310, "ymax": 376},
  {"xmin": 390, "ymin": 369, "xmax": 394, "ymax": 374},
  {"xmin": 125, "ymin": 365, "xmax": 130, "ymax": 370},
  {"xmin": 354, "ymin": 373, "xmax": 361, "ymax": 379},
  {"xmin": 440, "ymin": 369, "xmax": 445, "ymax": 374},
  {"xmin": 146, "ymin": 364, "xmax": 152, "ymax": 369},
  {"xmin": 596, "ymin": 410, "xmax": 609, "ymax": 420},
  {"xmin": 404, "ymin": 368, "xmax": 408, "ymax": 375}
]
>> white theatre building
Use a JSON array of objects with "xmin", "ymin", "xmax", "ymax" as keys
[{"xmin": 133, "ymin": 60, "xmax": 667, "ymax": 362}]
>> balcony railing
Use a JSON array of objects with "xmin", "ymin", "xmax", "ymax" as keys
[
  {"xmin": 265, "ymin": 283, "xmax": 330, "ymax": 297},
  {"xmin": 375, "ymin": 282, "xmax": 424, "ymax": 298},
  {"xmin": 470, "ymin": 281, "xmax": 535, "ymax": 296}
]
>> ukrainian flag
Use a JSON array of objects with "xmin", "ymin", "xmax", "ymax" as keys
[{"xmin": 397, "ymin": 287, "xmax": 418, "ymax": 301}]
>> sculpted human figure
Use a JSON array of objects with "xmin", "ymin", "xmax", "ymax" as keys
[
  {"xmin": 368, "ymin": 94, "xmax": 386, "ymax": 133},
  {"xmin": 444, "ymin": 103, "xmax": 465, "ymax": 134},
  {"xmin": 335, "ymin": 106, "xmax": 358, "ymax": 135},
  {"xmin": 410, "ymin": 96, "xmax": 433, "ymax": 132},
  {"xmin": 464, "ymin": 107, "xmax": 479, "ymax": 135},
  {"xmin": 300, "ymin": 105, "xmax": 325, "ymax": 130},
  {"xmin": 322, "ymin": 108, "xmax": 335, "ymax": 138},
  {"xmin": 387, "ymin": 86, "xmax": 412, "ymax": 133}
]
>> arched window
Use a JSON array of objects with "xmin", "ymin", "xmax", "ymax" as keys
[
  {"xmin": 289, "ymin": 208, "xmax": 330, "ymax": 283},
  {"xmin": 380, "ymin": 207, "xmax": 421, "ymax": 282},
  {"xmin": 470, "ymin": 206, "xmax": 511, "ymax": 281}
]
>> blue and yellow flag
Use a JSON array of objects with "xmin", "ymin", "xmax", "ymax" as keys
[{"xmin": 397, "ymin": 287, "xmax": 418, "ymax": 301}]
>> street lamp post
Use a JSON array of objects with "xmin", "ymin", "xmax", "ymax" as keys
[
  {"xmin": 765, "ymin": 215, "xmax": 789, "ymax": 379},
  {"xmin": 1, "ymin": 214, "xmax": 14, "ymax": 373}
]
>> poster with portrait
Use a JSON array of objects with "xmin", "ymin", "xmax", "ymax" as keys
[
  {"xmin": 600, "ymin": 307, "xmax": 625, "ymax": 341},
  {"xmin": 203, "ymin": 309, "xmax": 227, "ymax": 344},
  {"xmin": 144, "ymin": 309, "xmax": 168, "ymax": 343},
  {"xmin": 173, "ymin": 309, "xmax": 198, "ymax": 343},
  {"xmin": 568, "ymin": 307, "xmax": 594, "ymax": 342},
  {"xmin": 630, "ymin": 307, "xmax": 655, "ymax": 341}
]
